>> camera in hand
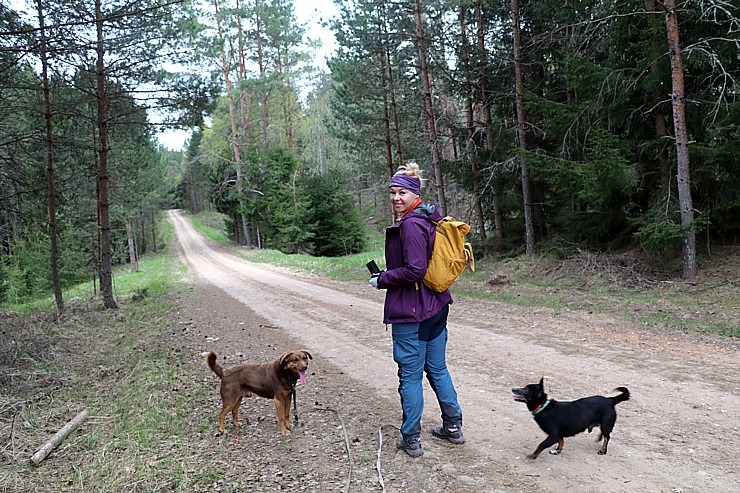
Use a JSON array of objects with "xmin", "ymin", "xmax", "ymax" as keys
[{"xmin": 366, "ymin": 260, "xmax": 381, "ymax": 275}]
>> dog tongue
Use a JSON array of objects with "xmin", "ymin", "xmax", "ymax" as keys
[{"xmin": 299, "ymin": 370, "xmax": 307, "ymax": 385}]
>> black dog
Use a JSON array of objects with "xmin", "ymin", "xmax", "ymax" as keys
[{"xmin": 512, "ymin": 378, "xmax": 629, "ymax": 459}]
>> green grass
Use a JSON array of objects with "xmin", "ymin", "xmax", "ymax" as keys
[
  {"xmin": 186, "ymin": 210, "xmax": 230, "ymax": 244},
  {"xmin": 4, "ymin": 219, "xmax": 182, "ymax": 314},
  {"xmin": 4, "ymin": 251, "xmax": 181, "ymax": 313},
  {"xmin": 463, "ymin": 261, "xmax": 739, "ymax": 337},
  {"xmin": 237, "ymin": 246, "xmax": 387, "ymax": 282}
]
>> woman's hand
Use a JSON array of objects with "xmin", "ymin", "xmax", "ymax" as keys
[{"xmin": 369, "ymin": 273, "xmax": 381, "ymax": 289}]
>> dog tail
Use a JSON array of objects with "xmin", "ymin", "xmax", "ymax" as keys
[
  {"xmin": 205, "ymin": 351, "xmax": 223, "ymax": 379},
  {"xmin": 612, "ymin": 387, "xmax": 630, "ymax": 404}
]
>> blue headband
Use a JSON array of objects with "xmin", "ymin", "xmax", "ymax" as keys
[{"xmin": 389, "ymin": 173, "xmax": 421, "ymax": 196}]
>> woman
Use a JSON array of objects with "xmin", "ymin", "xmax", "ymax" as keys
[{"xmin": 369, "ymin": 163, "xmax": 464, "ymax": 458}]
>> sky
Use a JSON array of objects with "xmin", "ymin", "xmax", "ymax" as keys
[
  {"xmin": 294, "ymin": 0, "xmax": 340, "ymax": 66},
  {"xmin": 158, "ymin": 0, "xmax": 340, "ymax": 151}
]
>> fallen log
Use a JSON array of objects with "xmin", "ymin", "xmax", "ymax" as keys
[{"xmin": 30, "ymin": 409, "xmax": 89, "ymax": 466}]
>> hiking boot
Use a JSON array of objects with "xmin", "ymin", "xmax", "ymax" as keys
[
  {"xmin": 431, "ymin": 425, "xmax": 465, "ymax": 444},
  {"xmin": 396, "ymin": 434, "xmax": 423, "ymax": 458}
]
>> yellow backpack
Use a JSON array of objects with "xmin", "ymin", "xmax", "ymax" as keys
[{"xmin": 423, "ymin": 217, "xmax": 475, "ymax": 292}]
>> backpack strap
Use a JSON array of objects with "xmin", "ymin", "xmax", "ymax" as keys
[{"xmin": 464, "ymin": 242, "xmax": 475, "ymax": 272}]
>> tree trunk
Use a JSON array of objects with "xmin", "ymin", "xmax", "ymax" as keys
[
  {"xmin": 380, "ymin": 45, "xmax": 397, "ymax": 223},
  {"xmin": 382, "ymin": 15, "xmax": 403, "ymax": 169},
  {"xmin": 413, "ymin": 0, "xmax": 447, "ymax": 215},
  {"xmin": 36, "ymin": 0, "xmax": 63, "ymax": 315},
  {"xmin": 126, "ymin": 217, "xmax": 137, "ymax": 272},
  {"xmin": 654, "ymin": 88, "xmax": 671, "ymax": 190},
  {"xmin": 95, "ymin": 0, "xmax": 116, "ymax": 309},
  {"xmin": 460, "ymin": 4, "xmax": 486, "ymax": 240},
  {"xmin": 254, "ymin": 5, "xmax": 270, "ymax": 149},
  {"xmin": 282, "ymin": 85, "xmax": 295, "ymax": 149},
  {"xmin": 236, "ymin": 3, "xmax": 254, "ymax": 247},
  {"xmin": 238, "ymin": 89, "xmax": 253, "ymax": 246},
  {"xmin": 214, "ymin": 0, "xmax": 250, "ymax": 246},
  {"xmin": 510, "ymin": 0, "xmax": 535, "ymax": 256},
  {"xmin": 150, "ymin": 206, "xmax": 157, "ymax": 253},
  {"xmin": 476, "ymin": 0, "xmax": 503, "ymax": 242},
  {"xmin": 664, "ymin": 0, "xmax": 696, "ymax": 278},
  {"xmin": 645, "ymin": 0, "xmax": 671, "ymax": 190},
  {"xmin": 187, "ymin": 157, "xmax": 199, "ymax": 212},
  {"xmin": 380, "ymin": 40, "xmax": 394, "ymax": 175}
]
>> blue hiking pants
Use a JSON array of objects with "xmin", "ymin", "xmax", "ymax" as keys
[{"xmin": 392, "ymin": 305, "xmax": 463, "ymax": 440}]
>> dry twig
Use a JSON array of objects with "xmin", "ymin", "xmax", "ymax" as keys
[{"xmin": 30, "ymin": 409, "xmax": 88, "ymax": 466}]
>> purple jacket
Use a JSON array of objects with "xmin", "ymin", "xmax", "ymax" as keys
[{"xmin": 377, "ymin": 203, "xmax": 453, "ymax": 324}]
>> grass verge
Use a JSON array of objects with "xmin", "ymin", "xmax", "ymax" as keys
[
  {"xmin": 184, "ymin": 211, "xmax": 230, "ymax": 244},
  {"xmin": 0, "ymin": 248, "xmax": 226, "ymax": 492}
]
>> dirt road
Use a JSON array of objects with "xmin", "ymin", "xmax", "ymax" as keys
[{"xmin": 168, "ymin": 210, "xmax": 739, "ymax": 493}]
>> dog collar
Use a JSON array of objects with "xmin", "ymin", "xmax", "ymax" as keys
[{"xmin": 531, "ymin": 399, "xmax": 551, "ymax": 416}]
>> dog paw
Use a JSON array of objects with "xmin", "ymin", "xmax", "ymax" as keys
[
  {"xmin": 597, "ymin": 449, "xmax": 607, "ymax": 455},
  {"xmin": 526, "ymin": 453, "xmax": 538, "ymax": 460},
  {"xmin": 548, "ymin": 449, "xmax": 561, "ymax": 455}
]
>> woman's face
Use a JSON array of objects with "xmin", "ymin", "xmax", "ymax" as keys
[{"xmin": 390, "ymin": 186, "xmax": 419, "ymax": 214}]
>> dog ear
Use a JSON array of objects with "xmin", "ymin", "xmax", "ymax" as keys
[
  {"xmin": 302, "ymin": 350, "xmax": 313, "ymax": 360},
  {"xmin": 538, "ymin": 376, "xmax": 544, "ymax": 388},
  {"xmin": 278, "ymin": 352, "xmax": 291, "ymax": 366}
]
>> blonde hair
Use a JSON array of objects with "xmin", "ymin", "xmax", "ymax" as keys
[{"xmin": 395, "ymin": 162, "xmax": 424, "ymax": 182}]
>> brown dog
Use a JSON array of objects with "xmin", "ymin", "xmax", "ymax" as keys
[{"xmin": 205, "ymin": 350, "xmax": 312, "ymax": 435}]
